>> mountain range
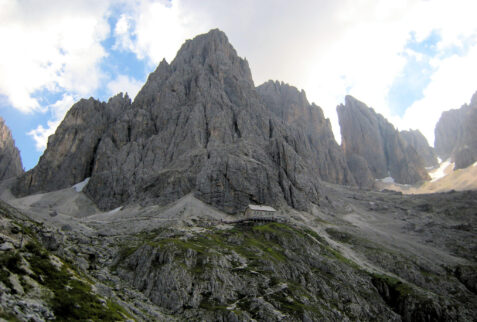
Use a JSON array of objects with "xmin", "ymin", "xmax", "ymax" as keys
[{"xmin": 0, "ymin": 29, "xmax": 476, "ymax": 321}]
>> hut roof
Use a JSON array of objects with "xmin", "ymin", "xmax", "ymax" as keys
[{"xmin": 247, "ymin": 205, "xmax": 276, "ymax": 212}]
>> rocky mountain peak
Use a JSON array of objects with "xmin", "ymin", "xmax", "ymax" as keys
[
  {"xmin": 0, "ymin": 117, "xmax": 23, "ymax": 180},
  {"xmin": 400, "ymin": 129, "xmax": 438, "ymax": 168},
  {"xmin": 172, "ymin": 28, "xmax": 253, "ymax": 85},
  {"xmin": 338, "ymin": 95, "xmax": 429, "ymax": 185},
  {"xmin": 256, "ymin": 80, "xmax": 331, "ymax": 133},
  {"xmin": 108, "ymin": 92, "xmax": 131, "ymax": 105},
  {"xmin": 471, "ymin": 90, "xmax": 477, "ymax": 106},
  {"xmin": 257, "ymin": 81, "xmax": 354, "ymax": 185},
  {"xmin": 435, "ymin": 91, "xmax": 477, "ymax": 169},
  {"xmin": 257, "ymin": 80, "xmax": 314, "ymax": 122},
  {"xmin": 14, "ymin": 29, "xmax": 357, "ymax": 213},
  {"xmin": 344, "ymin": 94, "xmax": 362, "ymax": 106}
]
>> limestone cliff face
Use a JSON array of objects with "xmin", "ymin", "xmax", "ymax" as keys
[
  {"xmin": 256, "ymin": 80, "xmax": 355, "ymax": 185},
  {"xmin": 0, "ymin": 117, "xmax": 23, "ymax": 180},
  {"xmin": 14, "ymin": 29, "xmax": 355, "ymax": 213},
  {"xmin": 400, "ymin": 129, "xmax": 438, "ymax": 168},
  {"xmin": 13, "ymin": 94, "xmax": 131, "ymax": 195},
  {"xmin": 337, "ymin": 95, "xmax": 429, "ymax": 185},
  {"xmin": 435, "ymin": 91, "xmax": 477, "ymax": 169}
]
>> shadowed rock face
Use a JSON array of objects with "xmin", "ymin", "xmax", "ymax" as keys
[
  {"xmin": 13, "ymin": 94, "xmax": 131, "ymax": 195},
  {"xmin": 14, "ymin": 29, "xmax": 355, "ymax": 214},
  {"xmin": 435, "ymin": 91, "xmax": 477, "ymax": 169},
  {"xmin": 256, "ymin": 80, "xmax": 355, "ymax": 185},
  {"xmin": 400, "ymin": 129, "xmax": 438, "ymax": 168},
  {"xmin": 337, "ymin": 95, "xmax": 429, "ymax": 185},
  {"xmin": 0, "ymin": 117, "xmax": 23, "ymax": 180}
]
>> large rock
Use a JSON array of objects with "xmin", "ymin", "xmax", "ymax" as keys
[
  {"xmin": 14, "ymin": 29, "xmax": 355, "ymax": 214},
  {"xmin": 337, "ymin": 95, "xmax": 429, "ymax": 185},
  {"xmin": 400, "ymin": 129, "xmax": 438, "ymax": 168},
  {"xmin": 435, "ymin": 91, "xmax": 477, "ymax": 169},
  {"xmin": 0, "ymin": 117, "xmax": 23, "ymax": 180}
]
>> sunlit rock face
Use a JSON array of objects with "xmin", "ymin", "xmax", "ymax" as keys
[
  {"xmin": 14, "ymin": 29, "xmax": 355, "ymax": 213},
  {"xmin": 0, "ymin": 117, "xmax": 23, "ymax": 180},
  {"xmin": 337, "ymin": 95, "xmax": 429, "ymax": 185},
  {"xmin": 435, "ymin": 91, "xmax": 477, "ymax": 169}
]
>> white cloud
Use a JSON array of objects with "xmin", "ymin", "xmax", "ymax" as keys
[
  {"xmin": 107, "ymin": 74, "xmax": 143, "ymax": 99},
  {"xmin": 113, "ymin": 0, "xmax": 205, "ymax": 64},
  {"xmin": 295, "ymin": 0, "xmax": 477, "ymax": 143},
  {"xmin": 28, "ymin": 94, "xmax": 76, "ymax": 151},
  {"xmin": 398, "ymin": 46, "xmax": 477, "ymax": 146},
  {"xmin": 0, "ymin": 0, "xmax": 111, "ymax": 113},
  {"xmin": 113, "ymin": 14, "xmax": 136, "ymax": 53}
]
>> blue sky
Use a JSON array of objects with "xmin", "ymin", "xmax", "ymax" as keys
[
  {"xmin": 387, "ymin": 30, "xmax": 474, "ymax": 117},
  {"xmin": 1, "ymin": 0, "xmax": 477, "ymax": 171},
  {"xmin": 387, "ymin": 31, "xmax": 441, "ymax": 116},
  {"xmin": 0, "ymin": 32, "xmax": 150, "ymax": 169}
]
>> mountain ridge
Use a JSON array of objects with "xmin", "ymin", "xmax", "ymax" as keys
[
  {"xmin": 13, "ymin": 29, "xmax": 354, "ymax": 214},
  {"xmin": 1, "ymin": 29, "xmax": 476, "ymax": 321}
]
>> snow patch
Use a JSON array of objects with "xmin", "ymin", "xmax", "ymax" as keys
[
  {"xmin": 376, "ymin": 176, "xmax": 395, "ymax": 184},
  {"xmin": 72, "ymin": 177, "xmax": 90, "ymax": 192},
  {"xmin": 473, "ymin": 161, "xmax": 477, "ymax": 167},
  {"xmin": 430, "ymin": 160, "xmax": 454, "ymax": 182},
  {"xmin": 107, "ymin": 206, "xmax": 122, "ymax": 214}
]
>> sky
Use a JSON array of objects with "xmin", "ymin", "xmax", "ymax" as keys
[{"xmin": 1, "ymin": 0, "xmax": 477, "ymax": 170}]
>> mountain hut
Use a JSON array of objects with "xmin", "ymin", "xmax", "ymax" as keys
[{"xmin": 244, "ymin": 205, "xmax": 277, "ymax": 218}]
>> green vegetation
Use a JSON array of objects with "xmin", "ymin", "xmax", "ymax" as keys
[
  {"xmin": 0, "ymin": 310, "xmax": 22, "ymax": 322},
  {"xmin": 199, "ymin": 298, "xmax": 229, "ymax": 312},
  {"xmin": 371, "ymin": 273, "xmax": 415, "ymax": 297},
  {"xmin": 0, "ymin": 235, "xmax": 131, "ymax": 321},
  {"xmin": 116, "ymin": 223, "xmax": 365, "ymax": 278},
  {"xmin": 0, "ymin": 251, "xmax": 25, "ymax": 274},
  {"xmin": 24, "ymin": 241, "xmax": 128, "ymax": 321},
  {"xmin": 117, "ymin": 223, "xmax": 329, "ymax": 273},
  {"xmin": 324, "ymin": 246, "xmax": 361, "ymax": 270},
  {"xmin": 113, "ymin": 222, "xmax": 371, "ymax": 319},
  {"xmin": 0, "ymin": 267, "xmax": 14, "ymax": 292},
  {"xmin": 0, "ymin": 251, "xmax": 26, "ymax": 293},
  {"xmin": 325, "ymin": 228, "xmax": 353, "ymax": 243},
  {"xmin": 260, "ymin": 281, "xmax": 324, "ymax": 318}
]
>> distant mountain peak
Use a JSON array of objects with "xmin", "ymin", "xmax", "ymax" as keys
[
  {"xmin": 471, "ymin": 90, "xmax": 477, "ymax": 106},
  {"xmin": 0, "ymin": 117, "xmax": 23, "ymax": 180},
  {"xmin": 435, "ymin": 91, "xmax": 477, "ymax": 169},
  {"xmin": 338, "ymin": 97, "xmax": 429, "ymax": 185},
  {"xmin": 171, "ymin": 28, "xmax": 253, "ymax": 83}
]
